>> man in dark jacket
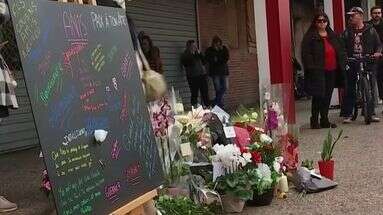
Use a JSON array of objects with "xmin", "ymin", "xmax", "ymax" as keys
[
  {"xmin": 368, "ymin": 6, "xmax": 383, "ymax": 104},
  {"xmin": 181, "ymin": 40, "xmax": 210, "ymax": 108},
  {"xmin": 205, "ymin": 36, "xmax": 229, "ymax": 108},
  {"xmin": 342, "ymin": 7, "xmax": 382, "ymax": 123}
]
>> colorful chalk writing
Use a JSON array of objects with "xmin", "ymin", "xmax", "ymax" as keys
[
  {"xmin": 63, "ymin": 43, "xmax": 86, "ymax": 77},
  {"xmin": 121, "ymin": 52, "xmax": 135, "ymax": 79},
  {"xmin": 111, "ymin": 139, "xmax": 121, "ymax": 160},
  {"xmin": 91, "ymin": 44, "xmax": 106, "ymax": 72},
  {"xmin": 80, "ymin": 88, "xmax": 96, "ymax": 101},
  {"xmin": 10, "ymin": 0, "xmax": 40, "ymax": 59},
  {"xmin": 112, "ymin": 77, "xmax": 118, "ymax": 91},
  {"xmin": 107, "ymin": 46, "xmax": 118, "ymax": 63},
  {"xmin": 58, "ymin": 170, "xmax": 104, "ymax": 215},
  {"xmin": 84, "ymin": 116, "xmax": 109, "ymax": 136},
  {"xmin": 104, "ymin": 181, "xmax": 121, "ymax": 202},
  {"xmin": 51, "ymin": 143, "xmax": 93, "ymax": 177},
  {"xmin": 90, "ymin": 11, "xmax": 127, "ymax": 31},
  {"xmin": 83, "ymin": 102, "xmax": 107, "ymax": 112},
  {"xmin": 126, "ymin": 162, "xmax": 141, "ymax": 185},
  {"xmin": 63, "ymin": 11, "xmax": 88, "ymax": 43},
  {"xmin": 8, "ymin": 2, "xmax": 165, "ymax": 214},
  {"xmin": 62, "ymin": 128, "xmax": 86, "ymax": 146},
  {"xmin": 40, "ymin": 63, "xmax": 63, "ymax": 104},
  {"xmin": 49, "ymin": 86, "xmax": 76, "ymax": 128},
  {"xmin": 123, "ymin": 111, "xmax": 159, "ymax": 178}
]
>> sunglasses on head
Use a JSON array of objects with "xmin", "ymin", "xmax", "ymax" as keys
[{"xmin": 316, "ymin": 19, "xmax": 327, "ymax": 23}]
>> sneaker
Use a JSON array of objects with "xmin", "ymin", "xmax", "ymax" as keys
[
  {"xmin": 372, "ymin": 117, "xmax": 380, "ymax": 122},
  {"xmin": 0, "ymin": 196, "xmax": 17, "ymax": 213},
  {"xmin": 343, "ymin": 117, "xmax": 352, "ymax": 124}
]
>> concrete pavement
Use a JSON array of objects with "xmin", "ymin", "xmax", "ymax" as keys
[{"xmin": 1, "ymin": 100, "xmax": 383, "ymax": 214}]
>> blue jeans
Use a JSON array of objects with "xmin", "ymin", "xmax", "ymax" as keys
[{"xmin": 212, "ymin": 75, "xmax": 228, "ymax": 108}]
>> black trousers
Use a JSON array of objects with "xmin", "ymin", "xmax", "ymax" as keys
[
  {"xmin": 312, "ymin": 71, "xmax": 336, "ymax": 120},
  {"xmin": 187, "ymin": 75, "xmax": 210, "ymax": 107}
]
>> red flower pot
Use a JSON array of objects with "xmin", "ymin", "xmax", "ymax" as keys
[{"xmin": 318, "ymin": 160, "xmax": 334, "ymax": 180}]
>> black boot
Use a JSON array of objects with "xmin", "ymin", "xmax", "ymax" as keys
[
  {"xmin": 310, "ymin": 117, "xmax": 320, "ymax": 129},
  {"xmin": 320, "ymin": 118, "xmax": 337, "ymax": 128}
]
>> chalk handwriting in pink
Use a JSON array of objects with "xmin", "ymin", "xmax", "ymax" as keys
[
  {"xmin": 120, "ymin": 92, "xmax": 128, "ymax": 121},
  {"xmin": 63, "ymin": 43, "xmax": 86, "ymax": 77},
  {"xmin": 104, "ymin": 181, "xmax": 121, "ymax": 202},
  {"xmin": 126, "ymin": 163, "xmax": 141, "ymax": 185},
  {"xmin": 111, "ymin": 139, "xmax": 121, "ymax": 160},
  {"xmin": 83, "ymin": 102, "xmax": 107, "ymax": 112},
  {"xmin": 80, "ymin": 88, "xmax": 96, "ymax": 101}
]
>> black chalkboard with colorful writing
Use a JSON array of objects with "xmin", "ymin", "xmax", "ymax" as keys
[{"xmin": 7, "ymin": 0, "xmax": 164, "ymax": 214}]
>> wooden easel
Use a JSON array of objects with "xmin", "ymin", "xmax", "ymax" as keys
[{"xmin": 54, "ymin": 0, "xmax": 159, "ymax": 214}]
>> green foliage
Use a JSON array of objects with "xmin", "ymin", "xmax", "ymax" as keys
[
  {"xmin": 166, "ymin": 160, "xmax": 190, "ymax": 186},
  {"xmin": 301, "ymin": 159, "xmax": 314, "ymax": 170},
  {"xmin": 216, "ymin": 171, "xmax": 253, "ymax": 201},
  {"xmin": 321, "ymin": 130, "xmax": 343, "ymax": 161},
  {"xmin": 247, "ymin": 168, "xmax": 279, "ymax": 196},
  {"xmin": 156, "ymin": 195, "xmax": 214, "ymax": 215},
  {"xmin": 232, "ymin": 105, "xmax": 259, "ymax": 124},
  {"xmin": 259, "ymin": 144, "xmax": 280, "ymax": 167}
]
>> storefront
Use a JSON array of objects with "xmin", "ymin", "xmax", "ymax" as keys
[{"xmin": 0, "ymin": 0, "xmax": 199, "ymax": 153}]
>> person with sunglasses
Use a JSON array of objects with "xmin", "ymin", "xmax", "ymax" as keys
[
  {"xmin": 341, "ymin": 7, "xmax": 382, "ymax": 124},
  {"xmin": 302, "ymin": 12, "xmax": 346, "ymax": 129},
  {"xmin": 368, "ymin": 6, "xmax": 383, "ymax": 109}
]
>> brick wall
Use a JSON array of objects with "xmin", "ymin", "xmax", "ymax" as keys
[{"xmin": 198, "ymin": 0, "xmax": 259, "ymax": 110}]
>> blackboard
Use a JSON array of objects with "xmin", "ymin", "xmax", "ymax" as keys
[{"xmin": 7, "ymin": 1, "xmax": 164, "ymax": 214}]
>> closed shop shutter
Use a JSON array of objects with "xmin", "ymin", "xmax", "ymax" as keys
[
  {"xmin": 126, "ymin": 0, "xmax": 197, "ymax": 105},
  {"xmin": 0, "ymin": 71, "xmax": 39, "ymax": 153}
]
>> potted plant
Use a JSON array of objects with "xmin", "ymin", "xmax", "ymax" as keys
[
  {"xmin": 216, "ymin": 170, "xmax": 253, "ymax": 213},
  {"xmin": 318, "ymin": 130, "xmax": 343, "ymax": 180},
  {"xmin": 243, "ymin": 134, "xmax": 282, "ymax": 207}
]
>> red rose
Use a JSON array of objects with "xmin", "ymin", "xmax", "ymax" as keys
[
  {"xmin": 240, "ymin": 147, "xmax": 248, "ymax": 154},
  {"xmin": 251, "ymin": 151, "xmax": 262, "ymax": 164}
]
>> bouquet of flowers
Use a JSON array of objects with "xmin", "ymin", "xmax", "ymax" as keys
[{"xmin": 150, "ymin": 96, "xmax": 175, "ymax": 138}]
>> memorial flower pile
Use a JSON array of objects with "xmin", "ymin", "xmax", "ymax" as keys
[{"xmin": 174, "ymin": 106, "xmax": 211, "ymax": 149}]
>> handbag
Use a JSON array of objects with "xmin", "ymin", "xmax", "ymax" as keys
[{"xmin": 137, "ymin": 47, "xmax": 167, "ymax": 102}]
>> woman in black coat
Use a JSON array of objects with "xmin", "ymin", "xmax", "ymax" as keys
[{"xmin": 302, "ymin": 12, "xmax": 346, "ymax": 129}]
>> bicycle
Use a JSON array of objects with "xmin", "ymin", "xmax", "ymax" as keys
[{"xmin": 347, "ymin": 55, "xmax": 375, "ymax": 125}]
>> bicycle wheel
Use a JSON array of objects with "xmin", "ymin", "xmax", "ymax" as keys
[{"xmin": 360, "ymin": 76, "xmax": 373, "ymax": 124}]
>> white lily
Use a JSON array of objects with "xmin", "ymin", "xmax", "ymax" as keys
[{"xmin": 260, "ymin": 134, "xmax": 273, "ymax": 144}]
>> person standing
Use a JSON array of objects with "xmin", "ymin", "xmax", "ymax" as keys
[
  {"xmin": 181, "ymin": 40, "xmax": 210, "ymax": 108},
  {"xmin": 205, "ymin": 36, "xmax": 229, "ymax": 108},
  {"xmin": 301, "ymin": 12, "xmax": 346, "ymax": 129},
  {"xmin": 138, "ymin": 32, "xmax": 164, "ymax": 74},
  {"xmin": 368, "ymin": 6, "xmax": 383, "ymax": 107},
  {"xmin": 0, "ymin": 0, "xmax": 17, "ymax": 212},
  {"xmin": 341, "ymin": 7, "xmax": 382, "ymax": 123}
]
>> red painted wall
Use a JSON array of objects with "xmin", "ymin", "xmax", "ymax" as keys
[
  {"xmin": 198, "ymin": 0, "xmax": 259, "ymax": 110},
  {"xmin": 266, "ymin": 0, "xmax": 295, "ymax": 123}
]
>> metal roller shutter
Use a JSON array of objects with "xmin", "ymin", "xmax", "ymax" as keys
[
  {"xmin": 0, "ymin": 71, "xmax": 39, "ymax": 153},
  {"xmin": 125, "ymin": 0, "xmax": 197, "ymax": 105}
]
